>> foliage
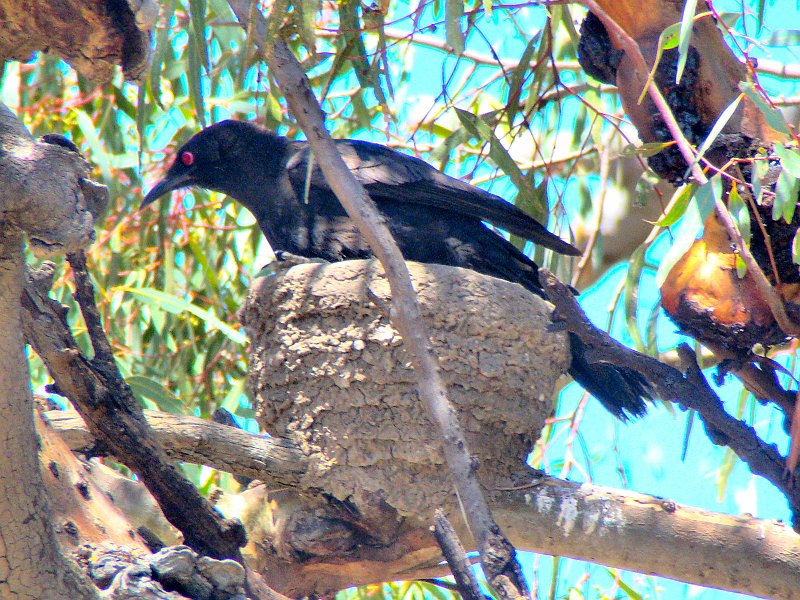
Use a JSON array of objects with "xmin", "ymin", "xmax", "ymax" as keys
[{"xmin": 4, "ymin": 0, "xmax": 799, "ymax": 597}]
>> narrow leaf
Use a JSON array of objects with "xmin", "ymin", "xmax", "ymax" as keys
[
  {"xmin": 774, "ymin": 169, "xmax": 799, "ymax": 223},
  {"xmin": 728, "ymin": 183, "xmax": 751, "ymax": 247},
  {"xmin": 775, "ymin": 143, "xmax": 800, "ymax": 178},
  {"xmin": 118, "ymin": 286, "xmax": 246, "ymax": 345},
  {"xmin": 793, "ymin": 229, "xmax": 800, "ymax": 266},
  {"xmin": 454, "ymin": 108, "xmax": 546, "ymax": 220},
  {"xmin": 621, "ymin": 141, "xmax": 674, "ymax": 158},
  {"xmin": 624, "ymin": 246, "xmax": 647, "ymax": 353},
  {"xmin": 740, "ymin": 82, "xmax": 790, "ymax": 135},
  {"xmin": 654, "ymin": 183, "xmax": 695, "ymax": 227},
  {"xmin": 127, "ymin": 375, "xmax": 184, "ymax": 414},
  {"xmin": 684, "ymin": 93, "xmax": 742, "ymax": 178},
  {"xmin": 676, "ymin": 0, "xmax": 699, "ymax": 84},
  {"xmin": 656, "ymin": 176, "xmax": 720, "ymax": 287},
  {"xmin": 506, "ymin": 34, "xmax": 539, "ymax": 124},
  {"xmin": 766, "ymin": 30, "xmax": 800, "ymax": 46}
]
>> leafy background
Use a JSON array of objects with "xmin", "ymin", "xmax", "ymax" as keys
[{"xmin": 5, "ymin": 0, "xmax": 800, "ymax": 597}]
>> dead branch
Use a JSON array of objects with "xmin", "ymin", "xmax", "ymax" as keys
[{"xmin": 539, "ymin": 269, "xmax": 800, "ymax": 525}]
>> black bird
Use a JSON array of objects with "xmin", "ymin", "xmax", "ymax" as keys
[{"xmin": 142, "ymin": 119, "xmax": 650, "ymax": 420}]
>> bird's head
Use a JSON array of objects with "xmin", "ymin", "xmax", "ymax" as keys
[{"xmin": 140, "ymin": 120, "xmax": 282, "ymax": 210}]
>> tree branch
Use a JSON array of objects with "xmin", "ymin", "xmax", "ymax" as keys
[
  {"xmin": 433, "ymin": 510, "xmax": 485, "ymax": 600},
  {"xmin": 22, "ymin": 259, "xmax": 246, "ymax": 561},
  {"xmin": 577, "ymin": 0, "xmax": 800, "ymax": 337},
  {"xmin": 539, "ymin": 269, "xmax": 800, "ymax": 526},
  {"xmin": 43, "ymin": 409, "xmax": 306, "ymax": 486},
  {"xmin": 0, "ymin": 103, "xmax": 100, "ymax": 598},
  {"xmin": 43, "ymin": 406, "xmax": 800, "ymax": 598}
]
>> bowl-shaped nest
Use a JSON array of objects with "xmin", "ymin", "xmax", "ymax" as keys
[{"xmin": 240, "ymin": 260, "xmax": 569, "ymax": 520}]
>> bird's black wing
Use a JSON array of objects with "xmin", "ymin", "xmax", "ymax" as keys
[{"xmin": 284, "ymin": 139, "xmax": 581, "ymax": 256}]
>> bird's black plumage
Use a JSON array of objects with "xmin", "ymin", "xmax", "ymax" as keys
[{"xmin": 142, "ymin": 119, "xmax": 651, "ymax": 420}]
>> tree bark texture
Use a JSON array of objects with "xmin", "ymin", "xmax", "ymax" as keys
[
  {"xmin": 0, "ymin": 231, "xmax": 97, "ymax": 599},
  {"xmin": 0, "ymin": 103, "xmax": 102, "ymax": 598},
  {"xmin": 0, "ymin": 0, "xmax": 156, "ymax": 82}
]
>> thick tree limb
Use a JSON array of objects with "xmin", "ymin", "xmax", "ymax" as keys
[
  {"xmin": 43, "ymin": 409, "xmax": 307, "ymax": 485},
  {"xmin": 43, "ymin": 406, "xmax": 800, "ymax": 598},
  {"xmin": 226, "ymin": 2, "xmax": 529, "ymax": 597},
  {"xmin": 0, "ymin": 103, "xmax": 100, "ymax": 599}
]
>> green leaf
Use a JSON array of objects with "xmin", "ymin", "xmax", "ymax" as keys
[
  {"xmin": 684, "ymin": 93, "xmax": 742, "ymax": 178},
  {"xmin": 792, "ymin": 229, "xmax": 800, "ymax": 266},
  {"xmin": 751, "ymin": 152, "xmax": 769, "ymax": 203},
  {"xmin": 186, "ymin": 34, "xmax": 206, "ymax": 127},
  {"xmin": 735, "ymin": 253, "xmax": 747, "ymax": 278},
  {"xmin": 656, "ymin": 176, "xmax": 719, "ymax": 287},
  {"xmin": 717, "ymin": 447, "xmax": 737, "ymax": 499},
  {"xmin": 117, "ymin": 286, "xmax": 246, "ymax": 345},
  {"xmin": 635, "ymin": 168, "xmax": 660, "ymax": 206},
  {"xmin": 506, "ymin": 33, "xmax": 539, "ymax": 124},
  {"xmin": 774, "ymin": 143, "xmax": 800, "ymax": 178},
  {"xmin": 654, "ymin": 183, "xmax": 695, "ymax": 227},
  {"xmin": 127, "ymin": 375, "xmax": 184, "ymax": 414},
  {"xmin": 728, "ymin": 183, "xmax": 751, "ymax": 248},
  {"xmin": 454, "ymin": 108, "xmax": 546, "ymax": 221},
  {"xmin": 676, "ymin": 0, "xmax": 699, "ymax": 84},
  {"xmin": 73, "ymin": 108, "xmax": 111, "ymax": 174},
  {"xmin": 149, "ymin": 0, "xmax": 176, "ymax": 109},
  {"xmin": 756, "ymin": 0, "xmax": 766, "ymax": 34},
  {"xmin": 637, "ymin": 21, "xmax": 681, "ymax": 105},
  {"xmin": 621, "ymin": 141, "xmax": 674, "ymax": 159},
  {"xmin": 337, "ymin": 0, "xmax": 386, "ymax": 105},
  {"xmin": 606, "ymin": 568, "xmax": 643, "ymax": 600},
  {"xmin": 766, "ymin": 30, "xmax": 800, "ymax": 46},
  {"xmin": 624, "ymin": 246, "xmax": 647, "ymax": 353},
  {"xmin": 296, "ymin": 0, "xmax": 320, "ymax": 55},
  {"xmin": 774, "ymin": 168, "xmax": 800, "ymax": 223},
  {"xmin": 740, "ymin": 82, "xmax": 790, "ymax": 135},
  {"xmin": 189, "ymin": 0, "xmax": 210, "ymax": 74}
]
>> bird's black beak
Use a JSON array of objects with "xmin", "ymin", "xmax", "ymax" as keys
[{"xmin": 140, "ymin": 171, "xmax": 195, "ymax": 210}]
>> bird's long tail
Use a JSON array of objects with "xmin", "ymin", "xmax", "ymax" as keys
[{"xmin": 566, "ymin": 333, "xmax": 650, "ymax": 421}]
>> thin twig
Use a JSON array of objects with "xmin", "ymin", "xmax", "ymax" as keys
[{"xmin": 433, "ymin": 509, "xmax": 486, "ymax": 600}]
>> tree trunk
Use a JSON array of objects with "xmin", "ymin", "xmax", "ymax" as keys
[{"xmin": 0, "ymin": 229, "xmax": 96, "ymax": 599}]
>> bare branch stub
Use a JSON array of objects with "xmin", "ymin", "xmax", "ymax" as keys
[{"xmin": 539, "ymin": 268, "xmax": 800, "ymax": 527}]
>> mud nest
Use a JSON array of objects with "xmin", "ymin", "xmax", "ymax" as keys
[{"xmin": 240, "ymin": 260, "xmax": 569, "ymax": 521}]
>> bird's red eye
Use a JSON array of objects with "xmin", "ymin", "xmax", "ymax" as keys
[{"xmin": 181, "ymin": 151, "xmax": 195, "ymax": 166}]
